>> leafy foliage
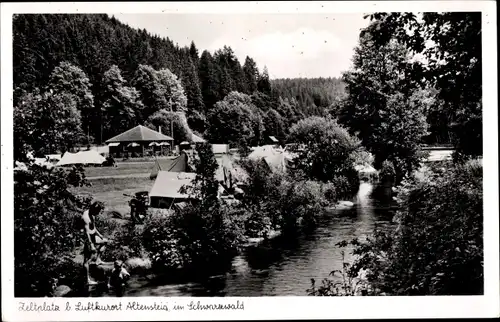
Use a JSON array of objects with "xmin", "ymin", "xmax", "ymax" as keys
[
  {"xmin": 207, "ymin": 92, "xmax": 260, "ymax": 147},
  {"xmin": 47, "ymin": 62, "xmax": 95, "ymax": 140},
  {"xmin": 237, "ymin": 158, "xmax": 336, "ymax": 236},
  {"xmin": 307, "ymin": 249, "xmax": 370, "ymax": 296},
  {"xmin": 340, "ymin": 29, "xmax": 430, "ymax": 181},
  {"xmin": 145, "ymin": 110, "xmax": 191, "ymax": 145},
  {"xmin": 132, "ymin": 64, "xmax": 188, "ymax": 120},
  {"xmin": 362, "ymin": 12, "xmax": 482, "ymax": 158},
  {"xmin": 14, "ymin": 90, "xmax": 85, "ymax": 158},
  {"xmin": 288, "ymin": 116, "xmax": 360, "ymax": 198},
  {"xmin": 101, "ymin": 65, "xmax": 143, "ymax": 138},
  {"xmin": 316, "ymin": 160, "xmax": 483, "ymax": 296},
  {"xmin": 14, "ymin": 162, "xmax": 90, "ymax": 296}
]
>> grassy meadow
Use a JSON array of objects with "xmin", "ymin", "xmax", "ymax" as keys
[
  {"xmin": 83, "ymin": 161, "xmax": 154, "ymax": 178},
  {"xmin": 73, "ymin": 176, "xmax": 154, "ymax": 218}
]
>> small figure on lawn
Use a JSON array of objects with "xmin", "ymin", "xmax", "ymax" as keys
[
  {"xmin": 82, "ymin": 201, "xmax": 110, "ymax": 285},
  {"xmin": 108, "ymin": 260, "xmax": 130, "ymax": 297}
]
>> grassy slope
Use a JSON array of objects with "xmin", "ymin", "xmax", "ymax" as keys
[
  {"xmin": 83, "ymin": 162, "xmax": 154, "ymax": 178},
  {"xmin": 73, "ymin": 177, "xmax": 154, "ymax": 216}
]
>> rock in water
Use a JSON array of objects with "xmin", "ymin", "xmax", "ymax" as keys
[
  {"xmin": 53, "ymin": 285, "xmax": 72, "ymax": 297},
  {"xmin": 89, "ymin": 262, "xmax": 114, "ymax": 282},
  {"xmin": 338, "ymin": 201, "xmax": 354, "ymax": 208}
]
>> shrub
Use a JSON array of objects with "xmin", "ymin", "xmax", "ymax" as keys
[
  {"xmin": 271, "ymin": 179, "xmax": 330, "ymax": 234},
  {"xmin": 244, "ymin": 208, "xmax": 273, "ymax": 238},
  {"xmin": 100, "ymin": 221, "xmax": 146, "ymax": 263},
  {"xmin": 142, "ymin": 213, "xmax": 183, "ymax": 271},
  {"xmin": 379, "ymin": 160, "xmax": 396, "ymax": 185},
  {"xmin": 14, "ymin": 162, "xmax": 89, "ymax": 297},
  {"xmin": 141, "ymin": 143, "xmax": 245, "ymax": 275},
  {"xmin": 288, "ymin": 116, "xmax": 360, "ymax": 198},
  {"xmin": 307, "ymin": 249, "xmax": 371, "ymax": 296},
  {"xmin": 314, "ymin": 160, "xmax": 483, "ymax": 296}
]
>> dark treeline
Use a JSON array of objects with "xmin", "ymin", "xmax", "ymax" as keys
[{"xmin": 271, "ymin": 77, "xmax": 346, "ymax": 116}]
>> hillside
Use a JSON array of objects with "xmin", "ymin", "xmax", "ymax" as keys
[
  {"xmin": 13, "ymin": 14, "xmax": 274, "ymax": 146},
  {"xmin": 271, "ymin": 77, "xmax": 346, "ymax": 116}
]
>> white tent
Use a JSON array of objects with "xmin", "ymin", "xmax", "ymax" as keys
[
  {"xmin": 46, "ymin": 154, "xmax": 62, "ymax": 161},
  {"xmin": 56, "ymin": 150, "xmax": 106, "ymax": 166},
  {"xmin": 149, "ymin": 171, "xmax": 198, "ymax": 208},
  {"xmin": 212, "ymin": 144, "xmax": 229, "ymax": 154},
  {"xmin": 34, "ymin": 158, "xmax": 54, "ymax": 169},
  {"xmin": 355, "ymin": 164, "xmax": 377, "ymax": 174},
  {"xmin": 149, "ymin": 171, "xmax": 197, "ymax": 199},
  {"xmin": 248, "ymin": 145, "xmax": 287, "ymax": 173}
]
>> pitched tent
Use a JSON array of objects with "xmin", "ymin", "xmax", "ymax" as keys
[
  {"xmin": 191, "ymin": 133, "xmax": 206, "ymax": 143},
  {"xmin": 215, "ymin": 154, "xmax": 248, "ymax": 187},
  {"xmin": 56, "ymin": 150, "xmax": 106, "ymax": 166},
  {"xmin": 34, "ymin": 158, "xmax": 54, "ymax": 169},
  {"xmin": 149, "ymin": 171, "xmax": 197, "ymax": 208},
  {"xmin": 426, "ymin": 150, "xmax": 453, "ymax": 162},
  {"xmin": 269, "ymin": 136, "xmax": 279, "ymax": 143},
  {"xmin": 150, "ymin": 153, "xmax": 190, "ymax": 180},
  {"xmin": 106, "ymin": 125, "xmax": 173, "ymax": 143},
  {"xmin": 248, "ymin": 145, "xmax": 287, "ymax": 173},
  {"xmin": 212, "ymin": 144, "xmax": 229, "ymax": 155}
]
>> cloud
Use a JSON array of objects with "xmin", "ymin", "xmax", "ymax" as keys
[{"xmin": 208, "ymin": 27, "xmax": 344, "ymax": 77}]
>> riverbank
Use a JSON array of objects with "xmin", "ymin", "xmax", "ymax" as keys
[
  {"xmin": 87, "ymin": 182, "xmax": 396, "ymax": 297},
  {"xmin": 80, "ymin": 189, "xmax": 365, "ymax": 297}
]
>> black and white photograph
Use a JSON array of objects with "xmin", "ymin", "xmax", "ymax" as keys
[{"xmin": 1, "ymin": 1, "xmax": 498, "ymax": 320}]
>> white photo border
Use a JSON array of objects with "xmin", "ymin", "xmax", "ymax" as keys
[{"xmin": 1, "ymin": 1, "xmax": 498, "ymax": 321}]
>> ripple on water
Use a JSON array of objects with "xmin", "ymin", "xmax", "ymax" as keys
[{"xmin": 120, "ymin": 183, "xmax": 396, "ymax": 297}]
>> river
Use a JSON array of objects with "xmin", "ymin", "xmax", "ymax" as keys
[{"xmin": 109, "ymin": 182, "xmax": 397, "ymax": 297}]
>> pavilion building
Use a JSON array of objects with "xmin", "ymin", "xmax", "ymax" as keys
[{"xmin": 105, "ymin": 125, "xmax": 174, "ymax": 158}]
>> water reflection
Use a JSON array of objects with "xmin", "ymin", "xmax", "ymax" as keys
[{"xmin": 118, "ymin": 182, "xmax": 396, "ymax": 297}]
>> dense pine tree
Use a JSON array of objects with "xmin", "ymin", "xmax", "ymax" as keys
[
  {"xmin": 257, "ymin": 66, "xmax": 272, "ymax": 94},
  {"xmin": 243, "ymin": 56, "xmax": 259, "ymax": 94},
  {"xmin": 198, "ymin": 50, "xmax": 221, "ymax": 111}
]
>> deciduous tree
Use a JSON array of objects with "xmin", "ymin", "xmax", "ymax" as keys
[
  {"xmin": 340, "ymin": 27, "xmax": 430, "ymax": 181},
  {"xmin": 101, "ymin": 65, "xmax": 143, "ymax": 139},
  {"xmin": 14, "ymin": 90, "xmax": 85, "ymax": 158},
  {"xmin": 362, "ymin": 12, "xmax": 482, "ymax": 159}
]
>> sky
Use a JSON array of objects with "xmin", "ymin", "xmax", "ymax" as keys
[{"xmin": 112, "ymin": 13, "xmax": 370, "ymax": 79}]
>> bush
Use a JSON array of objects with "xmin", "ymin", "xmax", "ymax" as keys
[
  {"xmin": 269, "ymin": 179, "xmax": 330, "ymax": 234},
  {"xmin": 244, "ymin": 208, "xmax": 272, "ymax": 238},
  {"xmin": 379, "ymin": 160, "xmax": 396, "ymax": 185},
  {"xmin": 307, "ymin": 249, "xmax": 370, "ymax": 296},
  {"xmin": 141, "ymin": 143, "xmax": 245, "ymax": 276},
  {"xmin": 100, "ymin": 221, "xmax": 146, "ymax": 263},
  {"xmin": 288, "ymin": 116, "xmax": 360, "ymax": 198},
  {"xmin": 330, "ymin": 173, "xmax": 359, "ymax": 201},
  {"xmin": 14, "ymin": 162, "xmax": 89, "ymax": 297},
  {"xmin": 316, "ymin": 160, "xmax": 483, "ymax": 296},
  {"xmin": 142, "ymin": 213, "xmax": 183, "ymax": 271}
]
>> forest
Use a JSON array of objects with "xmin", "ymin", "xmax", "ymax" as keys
[
  {"xmin": 14, "ymin": 14, "xmax": 315, "ymax": 156},
  {"xmin": 13, "ymin": 13, "xmax": 467, "ymax": 161}
]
